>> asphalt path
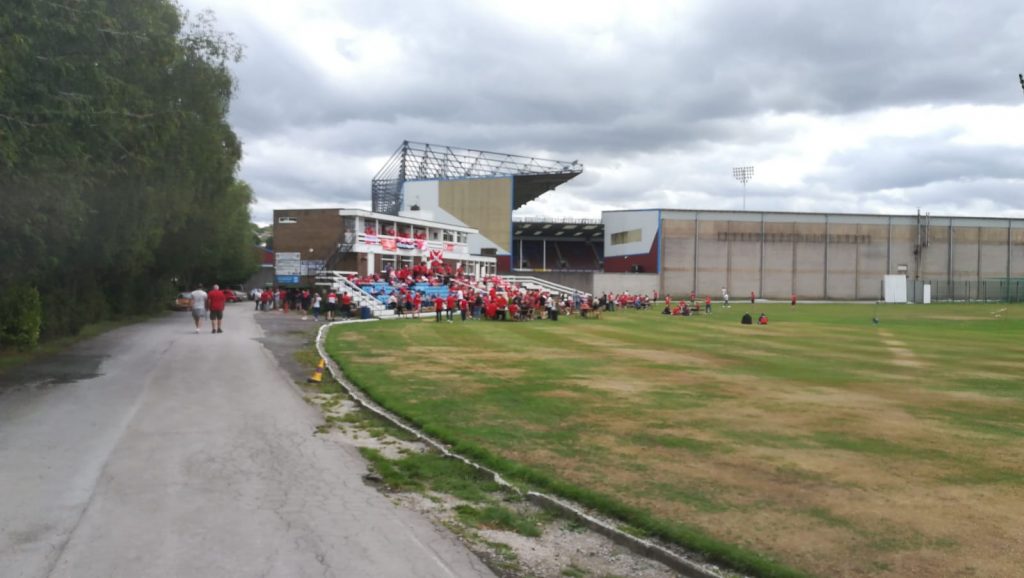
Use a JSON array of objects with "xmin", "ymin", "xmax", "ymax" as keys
[{"xmin": 0, "ymin": 304, "xmax": 495, "ymax": 578}]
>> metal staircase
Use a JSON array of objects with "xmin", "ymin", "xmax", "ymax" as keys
[
  {"xmin": 314, "ymin": 272, "xmax": 392, "ymax": 318},
  {"xmin": 501, "ymin": 275, "xmax": 590, "ymax": 298}
]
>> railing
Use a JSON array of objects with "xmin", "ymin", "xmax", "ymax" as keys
[
  {"xmin": 511, "ymin": 216, "xmax": 601, "ymax": 225},
  {"xmin": 352, "ymin": 233, "xmax": 469, "ymax": 257},
  {"xmin": 912, "ymin": 279, "xmax": 1024, "ymax": 303},
  {"xmin": 502, "ymin": 275, "xmax": 591, "ymax": 298},
  {"xmin": 314, "ymin": 272, "xmax": 391, "ymax": 317}
]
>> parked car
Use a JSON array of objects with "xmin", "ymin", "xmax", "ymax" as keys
[{"xmin": 172, "ymin": 292, "xmax": 193, "ymax": 311}]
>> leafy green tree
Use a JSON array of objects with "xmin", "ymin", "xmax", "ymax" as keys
[{"xmin": 0, "ymin": 1, "xmax": 253, "ymax": 344}]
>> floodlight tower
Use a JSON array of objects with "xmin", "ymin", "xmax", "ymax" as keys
[{"xmin": 732, "ymin": 166, "xmax": 754, "ymax": 210}]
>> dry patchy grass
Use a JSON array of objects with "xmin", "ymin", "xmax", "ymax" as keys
[{"xmin": 326, "ymin": 303, "xmax": 1024, "ymax": 578}]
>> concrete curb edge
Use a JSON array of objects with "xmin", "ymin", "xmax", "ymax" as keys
[{"xmin": 314, "ymin": 320, "xmax": 727, "ymax": 578}]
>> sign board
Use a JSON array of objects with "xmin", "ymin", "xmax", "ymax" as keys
[
  {"xmin": 275, "ymin": 252, "xmax": 301, "ymax": 276},
  {"xmin": 300, "ymin": 260, "xmax": 325, "ymax": 275},
  {"xmin": 276, "ymin": 275, "xmax": 300, "ymax": 285}
]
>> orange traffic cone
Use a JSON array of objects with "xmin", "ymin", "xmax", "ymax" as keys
[{"xmin": 307, "ymin": 359, "xmax": 325, "ymax": 383}]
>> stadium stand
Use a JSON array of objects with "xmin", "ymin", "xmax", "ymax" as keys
[{"xmin": 556, "ymin": 241, "xmax": 600, "ymax": 269}]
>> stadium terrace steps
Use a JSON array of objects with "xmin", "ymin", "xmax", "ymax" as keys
[
  {"xmin": 501, "ymin": 275, "xmax": 591, "ymax": 298},
  {"xmin": 315, "ymin": 272, "xmax": 389, "ymax": 316}
]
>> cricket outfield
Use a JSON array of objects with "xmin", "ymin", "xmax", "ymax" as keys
[{"xmin": 325, "ymin": 303, "xmax": 1023, "ymax": 578}]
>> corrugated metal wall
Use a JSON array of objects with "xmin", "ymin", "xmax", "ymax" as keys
[{"xmin": 657, "ymin": 211, "xmax": 1024, "ymax": 300}]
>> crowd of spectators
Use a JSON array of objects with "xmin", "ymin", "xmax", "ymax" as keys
[
  {"xmin": 250, "ymin": 261, "xmax": 667, "ymax": 324},
  {"xmin": 252, "ymin": 286, "xmax": 355, "ymax": 321}
]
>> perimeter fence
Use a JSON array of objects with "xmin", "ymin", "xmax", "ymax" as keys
[{"xmin": 912, "ymin": 278, "xmax": 1024, "ymax": 303}]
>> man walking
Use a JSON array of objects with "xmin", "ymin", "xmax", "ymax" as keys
[
  {"xmin": 207, "ymin": 284, "xmax": 226, "ymax": 333},
  {"xmin": 190, "ymin": 283, "xmax": 208, "ymax": 333}
]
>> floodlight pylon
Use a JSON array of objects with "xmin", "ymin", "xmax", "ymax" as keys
[{"xmin": 732, "ymin": 166, "xmax": 754, "ymax": 210}]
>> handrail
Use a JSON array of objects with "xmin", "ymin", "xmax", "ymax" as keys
[
  {"xmin": 511, "ymin": 216, "xmax": 601, "ymax": 225},
  {"xmin": 501, "ymin": 275, "xmax": 591, "ymax": 297},
  {"xmin": 314, "ymin": 272, "xmax": 391, "ymax": 317}
]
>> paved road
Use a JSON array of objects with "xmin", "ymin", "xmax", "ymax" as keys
[{"xmin": 0, "ymin": 305, "xmax": 495, "ymax": 578}]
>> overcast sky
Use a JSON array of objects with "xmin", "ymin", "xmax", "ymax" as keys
[{"xmin": 177, "ymin": 0, "xmax": 1024, "ymax": 225}]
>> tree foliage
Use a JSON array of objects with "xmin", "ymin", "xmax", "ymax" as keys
[{"xmin": 0, "ymin": 0, "xmax": 257, "ymax": 345}]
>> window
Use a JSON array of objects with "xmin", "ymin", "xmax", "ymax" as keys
[
  {"xmin": 278, "ymin": 216, "xmax": 297, "ymax": 224},
  {"xmin": 610, "ymin": 229, "xmax": 641, "ymax": 245}
]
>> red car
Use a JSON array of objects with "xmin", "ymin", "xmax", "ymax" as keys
[
  {"xmin": 172, "ymin": 292, "xmax": 193, "ymax": 311},
  {"xmin": 222, "ymin": 289, "xmax": 242, "ymax": 303}
]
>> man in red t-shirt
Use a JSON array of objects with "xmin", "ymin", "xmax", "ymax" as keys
[
  {"xmin": 433, "ymin": 296, "xmax": 444, "ymax": 322},
  {"xmin": 495, "ymin": 294, "xmax": 508, "ymax": 321},
  {"xmin": 341, "ymin": 292, "xmax": 352, "ymax": 319},
  {"xmin": 207, "ymin": 284, "xmax": 227, "ymax": 333},
  {"xmin": 446, "ymin": 293, "xmax": 457, "ymax": 321}
]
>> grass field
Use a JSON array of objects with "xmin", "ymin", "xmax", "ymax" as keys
[{"xmin": 324, "ymin": 303, "xmax": 1024, "ymax": 578}]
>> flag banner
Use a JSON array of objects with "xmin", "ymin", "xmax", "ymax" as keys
[
  {"xmin": 397, "ymin": 239, "xmax": 416, "ymax": 250},
  {"xmin": 444, "ymin": 243, "xmax": 456, "ymax": 252},
  {"xmin": 364, "ymin": 234, "xmax": 379, "ymax": 245},
  {"xmin": 416, "ymin": 239, "xmax": 427, "ymax": 250},
  {"xmin": 429, "ymin": 249, "xmax": 444, "ymax": 264},
  {"xmin": 381, "ymin": 238, "xmax": 397, "ymax": 251}
]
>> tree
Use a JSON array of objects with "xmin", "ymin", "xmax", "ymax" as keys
[{"xmin": 0, "ymin": 0, "xmax": 252, "ymax": 344}]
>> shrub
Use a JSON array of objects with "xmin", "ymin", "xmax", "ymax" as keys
[{"xmin": 0, "ymin": 284, "xmax": 42, "ymax": 349}]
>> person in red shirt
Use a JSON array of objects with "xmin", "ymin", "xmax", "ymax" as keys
[
  {"xmin": 704, "ymin": 295, "xmax": 712, "ymax": 315},
  {"xmin": 791, "ymin": 293, "xmax": 797, "ymax": 307},
  {"xmin": 207, "ymin": 284, "xmax": 227, "ymax": 333},
  {"xmin": 413, "ymin": 292, "xmax": 422, "ymax": 319},
  {"xmin": 446, "ymin": 293, "xmax": 457, "ymax": 321},
  {"xmin": 433, "ymin": 296, "xmax": 444, "ymax": 322},
  {"xmin": 459, "ymin": 298, "xmax": 468, "ymax": 321},
  {"xmin": 341, "ymin": 292, "xmax": 352, "ymax": 319},
  {"xmin": 495, "ymin": 294, "xmax": 508, "ymax": 321},
  {"xmin": 751, "ymin": 290, "xmax": 756, "ymax": 304},
  {"xmin": 509, "ymin": 302, "xmax": 519, "ymax": 321}
]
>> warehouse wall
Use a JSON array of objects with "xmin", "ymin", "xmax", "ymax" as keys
[{"xmin": 648, "ymin": 210, "xmax": 1024, "ymax": 300}]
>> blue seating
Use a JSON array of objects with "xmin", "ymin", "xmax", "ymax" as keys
[
  {"xmin": 411, "ymin": 284, "xmax": 449, "ymax": 299},
  {"xmin": 358, "ymin": 282, "xmax": 450, "ymax": 304}
]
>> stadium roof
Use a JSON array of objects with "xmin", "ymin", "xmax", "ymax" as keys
[
  {"xmin": 372, "ymin": 141, "xmax": 583, "ymax": 215},
  {"xmin": 513, "ymin": 217, "xmax": 603, "ymax": 239}
]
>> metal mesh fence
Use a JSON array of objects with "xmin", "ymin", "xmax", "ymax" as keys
[{"xmin": 913, "ymin": 279, "xmax": 1024, "ymax": 303}]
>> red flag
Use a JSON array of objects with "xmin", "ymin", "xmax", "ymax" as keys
[{"xmin": 381, "ymin": 238, "xmax": 397, "ymax": 251}]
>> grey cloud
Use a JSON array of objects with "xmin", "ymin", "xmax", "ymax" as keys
[
  {"xmin": 817, "ymin": 136, "xmax": 1024, "ymax": 192},
  {"xmin": 178, "ymin": 0, "xmax": 1024, "ymax": 223}
]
